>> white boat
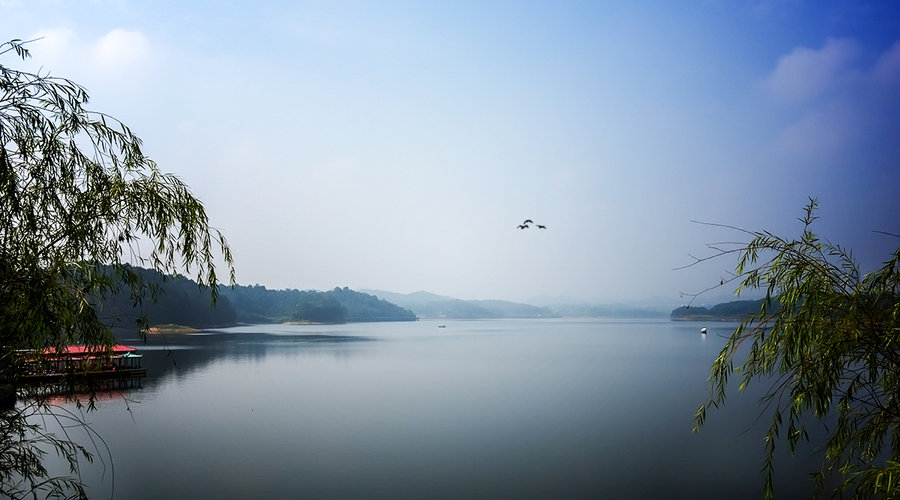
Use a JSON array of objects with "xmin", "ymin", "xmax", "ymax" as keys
[{"xmin": 700, "ymin": 327, "xmax": 707, "ymax": 334}]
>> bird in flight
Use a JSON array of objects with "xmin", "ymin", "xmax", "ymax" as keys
[{"xmin": 518, "ymin": 219, "xmax": 548, "ymax": 229}]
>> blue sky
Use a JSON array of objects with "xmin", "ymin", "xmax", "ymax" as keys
[{"xmin": 2, "ymin": 1, "xmax": 898, "ymax": 305}]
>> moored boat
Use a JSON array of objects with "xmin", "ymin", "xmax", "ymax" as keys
[{"xmin": 20, "ymin": 344, "xmax": 147, "ymax": 383}]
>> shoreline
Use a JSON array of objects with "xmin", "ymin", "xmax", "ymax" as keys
[{"xmin": 145, "ymin": 324, "xmax": 201, "ymax": 334}]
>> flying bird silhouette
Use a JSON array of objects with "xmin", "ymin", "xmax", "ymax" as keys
[{"xmin": 517, "ymin": 219, "xmax": 550, "ymax": 230}]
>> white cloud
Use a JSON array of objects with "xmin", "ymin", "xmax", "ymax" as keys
[
  {"xmin": 23, "ymin": 28, "xmax": 152, "ymax": 83},
  {"xmin": 29, "ymin": 28, "xmax": 75, "ymax": 66},
  {"xmin": 92, "ymin": 29, "xmax": 150, "ymax": 75},
  {"xmin": 777, "ymin": 103, "xmax": 861, "ymax": 161},
  {"xmin": 767, "ymin": 38, "xmax": 900, "ymax": 163},
  {"xmin": 872, "ymin": 40, "xmax": 900, "ymax": 86},
  {"xmin": 765, "ymin": 37, "xmax": 859, "ymax": 102}
]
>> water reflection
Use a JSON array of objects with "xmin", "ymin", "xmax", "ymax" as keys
[
  {"xmin": 114, "ymin": 327, "xmax": 376, "ymax": 386},
  {"xmin": 65, "ymin": 319, "xmax": 822, "ymax": 499}
]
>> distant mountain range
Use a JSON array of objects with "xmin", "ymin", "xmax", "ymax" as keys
[
  {"xmin": 363, "ymin": 290, "xmax": 669, "ymax": 319},
  {"xmin": 101, "ymin": 267, "xmax": 691, "ymax": 328},
  {"xmin": 363, "ymin": 290, "xmax": 554, "ymax": 319}
]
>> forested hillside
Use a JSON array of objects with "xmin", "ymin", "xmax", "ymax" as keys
[
  {"xmin": 101, "ymin": 267, "xmax": 416, "ymax": 328},
  {"xmin": 222, "ymin": 285, "xmax": 417, "ymax": 324},
  {"xmin": 102, "ymin": 266, "xmax": 237, "ymax": 329},
  {"xmin": 670, "ymin": 298, "xmax": 770, "ymax": 321}
]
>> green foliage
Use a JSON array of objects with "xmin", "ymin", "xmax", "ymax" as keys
[
  {"xmin": 0, "ymin": 401, "xmax": 105, "ymax": 499},
  {"xmin": 0, "ymin": 39, "xmax": 233, "ymax": 497},
  {"xmin": 0, "ymin": 38, "xmax": 234, "ymax": 348},
  {"xmin": 694, "ymin": 199, "xmax": 900, "ymax": 499}
]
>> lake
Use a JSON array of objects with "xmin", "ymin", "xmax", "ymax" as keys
[{"xmin": 43, "ymin": 319, "xmax": 823, "ymax": 499}]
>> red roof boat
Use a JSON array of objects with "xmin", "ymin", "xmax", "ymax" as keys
[
  {"xmin": 35, "ymin": 344, "xmax": 138, "ymax": 358},
  {"xmin": 22, "ymin": 344, "xmax": 146, "ymax": 382}
]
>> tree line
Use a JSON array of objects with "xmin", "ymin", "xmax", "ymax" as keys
[
  {"xmin": 670, "ymin": 298, "xmax": 772, "ymax": 321},
  {"xmin": 100, "ymin": 267, "xmax": 417, "ymax": 328},
  {"xmin": 221, "ymin": 283, "xmax": 417, "ymax": 324}
]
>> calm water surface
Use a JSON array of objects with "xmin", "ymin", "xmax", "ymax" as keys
[{"xmin": 48, "ymin": 319, "xmax": 821, "ymax": 499}]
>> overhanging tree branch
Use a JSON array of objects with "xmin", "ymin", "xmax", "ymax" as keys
[
  {"xmin": 690, "ymin": 199, "xmax": 900, "ymax": 499},
  {"xmin": 0, "ymin": 37, "xmax": 234, "ymax": 498}
]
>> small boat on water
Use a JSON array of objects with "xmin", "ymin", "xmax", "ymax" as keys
[{"xmin": 700, "ymin": 327, "xmax": 707, "ymax": 334}]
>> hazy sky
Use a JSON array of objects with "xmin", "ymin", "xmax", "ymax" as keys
[{"xmin": 2, "ymin": 1, "xmax": 898, "ymax": 305}]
